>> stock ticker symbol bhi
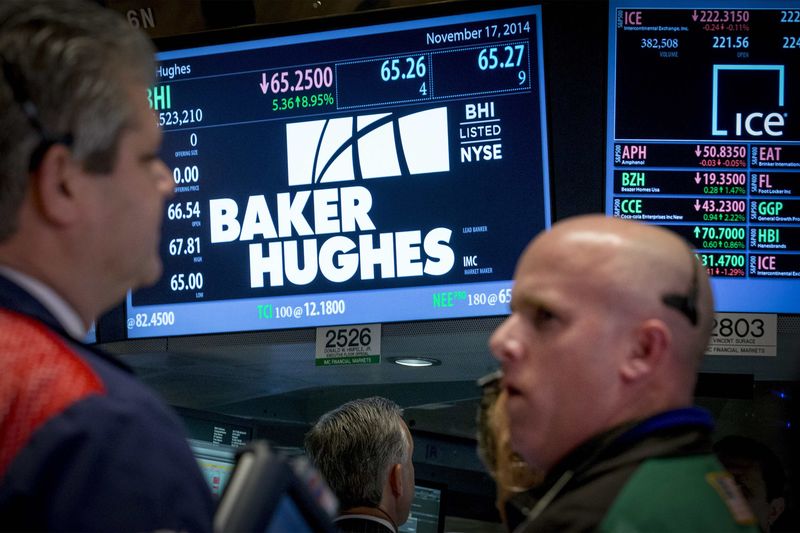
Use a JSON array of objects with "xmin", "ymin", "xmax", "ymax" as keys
[{"xmin": 286, "ymin": 107, "xmax": 450, "ymax": 186}]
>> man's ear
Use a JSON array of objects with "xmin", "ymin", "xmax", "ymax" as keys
[
  {"xmin": 31, "ymin": 144, "xmax": 83, "ymax": 226},
  {"xmin": 388, "ymin": 463, "xmax": 405, "ymax": 498},
  {"xmin": 620, "ymin": 319, "xmax": 670, "ymax": 382},
  {"xmin": 768, "ymin": 496, "xmax": 786, "ymax": 526}
]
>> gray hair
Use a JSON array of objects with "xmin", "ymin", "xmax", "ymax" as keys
[
  {"xmin": 304, "ymin": 397, "xmax": 410, "ymax": 510},
  {"xmin": 0, "ymin": 0, "xmax": 155, "ymax": 240}
]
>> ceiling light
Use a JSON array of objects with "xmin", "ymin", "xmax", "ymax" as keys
[{"xmin": 390, "ymin": 357, "xmax": 441, "ymax": 367}]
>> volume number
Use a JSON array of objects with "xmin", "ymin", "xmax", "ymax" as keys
[
  {"xmin": 641, "ymin": 38, "xmax": 678, "ymax": 49},
  {"xmin": 159, "ymin": 108, "xmax": 203, "ymax": 127}
]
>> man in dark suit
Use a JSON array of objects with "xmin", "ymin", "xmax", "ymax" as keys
[
  {"xmin": 305, "ymin": 397, "xmax": 415, "ymax": 533},
  {"xmin": 0, "ymin": 1, "xmax": 214, "ymax": 530}
]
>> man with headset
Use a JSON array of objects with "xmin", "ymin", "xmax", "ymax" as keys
[
  {"xmin": 0, "ymin": 1, "xmax": 214, "ymax": 530},
  {"xmin": 490, "ymin": 215, "xmax": 759, "ymax": 531}
]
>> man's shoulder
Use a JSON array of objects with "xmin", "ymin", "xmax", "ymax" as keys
[
  {"xmin": 0, "ymin": 309, "xmax": 109, "ymax": 475},
  {"xmin": 0, "ymin": 309, "xmax": 215, "ymax": 532},
  {"xmin": 0, "ymin": 308, "xmax": 164, "ymax": 410},
  {"xmin": 600, "ymin": 454, "xmax": 760, "ymax": 532}
]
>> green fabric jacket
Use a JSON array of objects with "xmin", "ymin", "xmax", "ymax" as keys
[{"xmin": 512, "ymin": 409, "xmax": 760, "ymax": 533}]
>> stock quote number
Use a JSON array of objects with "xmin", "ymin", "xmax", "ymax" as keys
[
  {"xmin": 478, "ymin": 45, "xmax": 525, "ymax": 70},
  {"xmin": 167, "ymin": 201, "xmax": 200, "ymax": 220},
  {"xmin": 170, "ymin": 272, "xmax": 204, "ymax": 291},
  {"xmin": 711, "ymin": 317, "xmax": 764, "ymax": 338},
  {"xmin": 134, "ymin": 311, "xmax": 175, "ymax": 328},
  {"xmin": 477, "ymin": 45, "xmax": 527, "ymax": 85},
  {"xmin": 168, "ymin": 237, "xmax": 200, "ymax": 256},
  {"xmin": 698, "ymin": 10, "xmax": 749, "ymax": 23},
  {"xmin": 781, "ymin": 11, "xmax": 800, "ymax": 23},
  {"xmin": 697, "ymin": 253, "xmax": 746, "ymax": 268},
  {"xmin": 380, "ymin": 56, "xmax": 427, "ymax": 81},
  {"xmin": 783, "ymin": 36, "xmax": 800, "ymax": 49},
  {"xmin": 266, "ymin": 67, "xmax": 333, "ymax": 94},
  {"xmin": 712, "ymin": 35, "xmax": 749, "ymax": 49},
  {"xmin": 325, "ymin": 327, "xmax": 371, "ymax": 348},
  {"xmin": 173, "ymin": 165, "xmax": 199, "ymax": 184}
]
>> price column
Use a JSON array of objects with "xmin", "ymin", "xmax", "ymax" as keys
[
  {"xmin": 611, "ymin": 142, "xmax": 749, "ymax": 277},
  {"xmin": 161, "ymin": 127, "xmax": 206, "ymax": 303},
  {"xmin": 749, "ymin": 145, "xmax": 800, "ymax": 278}
]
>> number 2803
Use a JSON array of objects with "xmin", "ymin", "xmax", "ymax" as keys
[{"xmin": 711, "ymin": 317, "xmax": 764, "ymax": 338}]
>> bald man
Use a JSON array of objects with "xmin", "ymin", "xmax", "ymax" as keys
[{"xmin": 490, "ymin": 215, "xmax": 759, "ymax": 532}]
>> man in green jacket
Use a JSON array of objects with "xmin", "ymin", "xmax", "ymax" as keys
[{"xmin": 490, "ymin": 215, "xmax": 759, "ymax": 532}]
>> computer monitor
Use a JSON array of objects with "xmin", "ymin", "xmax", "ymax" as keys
[
  {"xmin": 213, "ymin": 441, "xmax": 337, "ymax": 533},
  {"xmin": 607, "ymin": 0, "xmax": 800, "ymax": 313},
  {"xmin": 399, "ymin": 480, "xmax": 446, "ymax": 533},
  {"xmin": 189, "ymin": 439, "xmax": 238, "ymax": 498},
  {"xmin": 121, "ymin": 0, "xmax": 550, "ymax": 338}
]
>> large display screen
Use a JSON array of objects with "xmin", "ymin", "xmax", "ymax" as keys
[
  {"xmin": 607, "ymin": 1, "xmax": 800, "ymax": 313},
  {"xmin": 124, "ymin": 2, "xmax": 550, "ymax": 338}
]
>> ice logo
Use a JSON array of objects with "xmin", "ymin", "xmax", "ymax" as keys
[
  {"xmin": 286, "ymin": 107, "xmax": 449, "ymax": 186},
  {"xmin": 711, "ymin": 65, "xmax": 786, "ymax": 137}
]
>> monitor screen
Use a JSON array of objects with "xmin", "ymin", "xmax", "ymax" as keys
[
  {"xmin": 399, "ymin": 481, "xmax": 446, "ymax": 533},
  {"xmin": 607, "ymin": 0, "xmax": 800, "ymax": 313},
  {"xmin": 124, "ymin": 1, "xmax": 550, "ymax": 338},
  {"xmin": 213, "ymin": 442, "xmax": 336, "ymax": 532},
  {"xmin": 189, "ymin": 439, "xmax": 238, "ymax": 497},
  {"xmin": 265, "ymin": 495, "xmax": 318, "ymax": 533}
]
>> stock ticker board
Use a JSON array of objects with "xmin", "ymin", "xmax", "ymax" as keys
[
  {"xmin": 607, "ymin": 1, "xmax": 800, "ymax": 313},
  {"xmin": 126, "ymin": 4, "xmax": 551, "ymax": 338}
]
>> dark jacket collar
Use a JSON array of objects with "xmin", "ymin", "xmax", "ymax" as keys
[
  {"xmin": 541, "ymin": 408, "xmax": 715, "ymax": 489},
  {"xmin": 0, "ymin": 272, "xmax": 133, "ymax": 373}
]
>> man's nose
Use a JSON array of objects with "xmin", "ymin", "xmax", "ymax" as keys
[
  {"xmin": 156, "ymin": 159, "xmax": 175, "ymax": 199},
  {"xmin": 489, "ymin": 315, "xmax": 524, "ymax": 364}
]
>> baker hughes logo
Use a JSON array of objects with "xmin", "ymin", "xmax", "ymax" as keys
[
  {"xmin": 208, "ymin": 107, "xmax": 455, "ymax": 288},
  {"xmin": 286, "ymin": 107, "xmax": 450, "ymax": 185}
]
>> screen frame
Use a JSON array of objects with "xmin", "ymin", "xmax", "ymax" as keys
[
  {"xmin": 111, "ymin": 0, "xmax": 552, "ymax": 341},
  {"xmin": 605, "ymin": 0, "xmax": 800, "ymax": 314},
  {"xmin": 405, "ymin": 478, "xmax": 447, "ymax": 533}
]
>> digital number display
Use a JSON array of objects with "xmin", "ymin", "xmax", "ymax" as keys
[
  {"xmin": 126, "ymin": 4, "xmax": 550, "ymax": 338},
  {"xmin": 607, "ymin": 1, "xmax": 800, "ymax": 313}
]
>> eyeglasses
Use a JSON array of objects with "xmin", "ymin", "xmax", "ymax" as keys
[
  {"xmin": 1, "ymin": 56, "xmax": 73, "ymax": 171},
  {"xmin": 477, "ymin": 369, "xmax": 503, "ymax": 389},
  {"xmin": 661, "ymin": 258, "xmax": 699, "ymax": 326}
]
